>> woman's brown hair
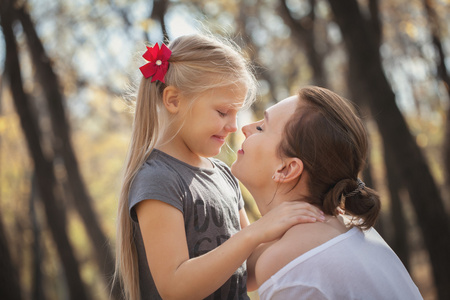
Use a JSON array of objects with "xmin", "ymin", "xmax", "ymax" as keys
[{"xmin": 279, "ymin": 86, "xmax": 380, "ymax": 229}]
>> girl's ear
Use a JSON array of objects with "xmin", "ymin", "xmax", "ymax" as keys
[
  {"xmin": 273, "ymin": 158, "xmax": 304, "ymax": 183},
  {"xmin": 162, "ymin": 86, "xmax": 182, "ymax": 114}
]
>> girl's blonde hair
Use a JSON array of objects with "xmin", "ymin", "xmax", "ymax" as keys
[{"xmin": 114, "ymin": 34, "xmax": 257, "ymax": 300}]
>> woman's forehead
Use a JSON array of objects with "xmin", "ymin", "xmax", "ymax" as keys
[{"xmin": 266, "ymin": 96, "xmax": 299, "ymax": 115}]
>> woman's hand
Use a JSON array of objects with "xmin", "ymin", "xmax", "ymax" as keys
[{"xmin": 246, "ymin": 201, "xmax": 324, "ymax": 244}]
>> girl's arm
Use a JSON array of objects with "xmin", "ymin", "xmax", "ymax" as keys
[
  {"xmin": 239, "ymin": 208, "xmax": 272, "ymax": 292},
  {"xmin": 136, "ymin": 199, "xmax": 323, "ymax": 300},
  {"xmin": 238, "ymin": 208, "xmax": 257, "ymax": 291}
]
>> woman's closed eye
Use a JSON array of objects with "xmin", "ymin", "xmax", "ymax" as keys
[{"xmin": 256, "ymin": 125, "xmax": 263, "ymax": 131}]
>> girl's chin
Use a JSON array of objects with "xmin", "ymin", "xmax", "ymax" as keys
[{"xmin": 207, "ymin": 146, "xmax": 222, "ymax": 157}]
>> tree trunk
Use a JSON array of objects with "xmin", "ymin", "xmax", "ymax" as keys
[
  {"xmin": 151, "ymin": 0, "xmax": 169, "ymax": 43},
  {"xmin": 384, "ymin": 142, "xmax": 410, "ymax": 270},
  {"xmin": 344, "ymin": 1, "xmax": 410, "ymax": 268},
  {"xmin": 423, "ymin": 0, "xmax": 450, "ymax": 193},
  {"xmin": 29, "ymin": 174, "xmax": 46, "ymax": 300},
  {"xmin": 14, "ymin": 5, "xmax": 121, "ymax": 298},
  {"xmin": 328, "ymin": 0, "xmax": 450, "ymax": 298},
  {"xmin": 279, "ymin": 0, "xmax": 327, "ymax": 87},
  {"xmin": 0, "ymin": 215, "xmax": 22, "ymax": 300},
  {"xmin": 1, "ymin": 1, "xmax": 89, "ymax": 298}
]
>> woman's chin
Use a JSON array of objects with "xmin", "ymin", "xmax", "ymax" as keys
[{"xmin": 230, "ymin": 163, "xmax": 240, "ymax": 178}]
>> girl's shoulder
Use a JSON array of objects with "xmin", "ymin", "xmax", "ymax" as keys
[
  {"xmin": 210, "ymin": 158, "xmax": 240, "ymax": 185},
  {"xmin": 132, "ymin": 152, "xmax": 188, "ymax": 192},
  {"xmin": 137, "ymin": 154, "xmax": 178, "ymax": 179},
  {"xmin": 210, "ymin": 157, "xmax": 230, "ymax": 170},
  {"xmin": 140, "ymin": 149, "xmax": 202, "ymax": 177}
]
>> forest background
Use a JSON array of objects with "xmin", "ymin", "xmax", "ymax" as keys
[{"xmin": 1, "ymin": 0, "xmax": 450, "ymax": 299}]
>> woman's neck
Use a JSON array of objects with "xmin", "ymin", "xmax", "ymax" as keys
[
  {"xmin": 250, "ymin": 181, "xmax": 311, "ymax": 216},
  {"xmin": 247, "ymin": 184, "xmax": 293, "ymax": 216}
]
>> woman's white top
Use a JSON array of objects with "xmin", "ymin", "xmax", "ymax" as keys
[{"xmin": 258, "ymin": 227, "xmax": 422, "ymax": 300}]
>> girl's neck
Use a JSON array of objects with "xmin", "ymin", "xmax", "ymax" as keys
[{"xmin": 156, "ymin": 144, "xmax": 213, "ymax": 169}]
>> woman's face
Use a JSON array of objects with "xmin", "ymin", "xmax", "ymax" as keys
[{"xmin": 231, "ymin": 95, "xmax": 298, "ymax": 191}]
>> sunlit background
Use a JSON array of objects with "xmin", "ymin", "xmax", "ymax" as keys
[{"xmin": 1, "ymin": 0, "xmax": 450, "ymax": 299}]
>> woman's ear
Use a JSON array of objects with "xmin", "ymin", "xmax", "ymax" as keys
[
  {"xmin": 162, "ymin": 86, "xmax": 182, "ymax": 114},
  {"xmin": 272, "ymin": 158, "xmax": 304, "ymax": 183}
]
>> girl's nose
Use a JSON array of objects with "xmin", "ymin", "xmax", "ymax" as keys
[{"xmin": 225, "ymin": 118, "xmax": 238, "ymax": 133}]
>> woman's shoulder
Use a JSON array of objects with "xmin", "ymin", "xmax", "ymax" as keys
[{"xmin": 255, "ymin": 218, "xmax": 348, "ymax": 287}]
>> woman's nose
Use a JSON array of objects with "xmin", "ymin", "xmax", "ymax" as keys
[{"xmin": 242, "ymin": 124, "xmax": 252, "ymax": 138}]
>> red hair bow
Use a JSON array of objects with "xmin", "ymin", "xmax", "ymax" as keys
[{"xmin": 139, "ymin": 43, "xmax": 172, "ymax": 83}]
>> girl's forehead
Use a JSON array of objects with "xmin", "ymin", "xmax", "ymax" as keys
[
  {"xmin": 209, "ymin": 85, "xmax": 248, "ymax": 106},
  {"xmin": 222, "ymin": 100, "xmax": 245, "ymax": 109}
]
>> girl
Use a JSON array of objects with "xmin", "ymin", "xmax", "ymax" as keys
[
  {"xmin": 115, "ymin": 35, "xmax": 324, "ymax": 300},
  {"xmin": 232, "ymin": 86, "xmax": 422, "ymax": 299}
]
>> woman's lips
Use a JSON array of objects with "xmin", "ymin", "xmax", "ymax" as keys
[{"xmin": 237, "ymin": 149, "xmax": 244, "ymax": 154}]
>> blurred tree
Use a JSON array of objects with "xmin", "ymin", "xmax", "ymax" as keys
[
  {"xmin": 1, "ymin": 0, "xmax": 89, "ymax": 298},
  {"xmin": 278, "ymin": 0, "xmax": 328, "ymax": 87},
  {"xmin": 345, "ymin": 0, "xmax": 411, "ymax": 269},
  {"xmin": 384, "ymin": 142, "xmax": 410, "ymax": 269},
  {"xmin": 1, "ymin": 0, "xmax": 449, "ymax": 298},
  {"xmin": 151, "ymin": 0, "xmax": 169, "ymax": 43},
  {"xmin": 1, "ymin": 0, "xmax": 177, "ymax": 297},
  {"xmin": 235, "ymin": 0, "xmax": 277, "ymax": 108},
  {"xmin": 327, "ymin": 0, "xmax": 450, "ymax": 299},
  {"xmin": 14, "ymin": 4, "xmax": 122, "ymax": 298},
  {"xmin": 0, "ymin": 214, "xmax": 22, "ymax": 300},
  {"xmin": 423, "ymin": 0, "xmax": 450, "ymax": 190},
  {"xmin": 29, "ymin": 174, "xmax": 46, "ymax": 300}
]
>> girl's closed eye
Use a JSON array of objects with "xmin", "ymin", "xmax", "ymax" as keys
[
  {"xmin": 217, "ymin": 110, "xmax": 227, "ymax": 117},
  {"xmin": 256, "ymin": 125, "xmax": 263, "ymax": 131}
]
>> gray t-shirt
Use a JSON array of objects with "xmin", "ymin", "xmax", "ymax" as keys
[{"xmin": 129, "ymin": 149, "xmax": 249, "ymax": 300}]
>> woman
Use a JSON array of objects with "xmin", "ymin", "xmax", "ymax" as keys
[{"xmin": 231, "ymin": 86, "xmax": 422, "ymax": 299}]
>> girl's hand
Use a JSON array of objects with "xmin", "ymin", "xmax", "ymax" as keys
[{"xmin": 247, "ymin": 201, "xmax": 324, "ymax": 244}]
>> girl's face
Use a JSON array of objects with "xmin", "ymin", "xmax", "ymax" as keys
[
  {"xmin": 231, "ymin": 96, "xmax": 298, "ymax": 193},
  {"xmin": 176, "ymin": 85, "xmax": 247, "ymax": 160}
]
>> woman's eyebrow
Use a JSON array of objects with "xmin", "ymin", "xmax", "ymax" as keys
[{"xmin": 264, "ymin": 111, "xmax": 269, "ymax": 124}]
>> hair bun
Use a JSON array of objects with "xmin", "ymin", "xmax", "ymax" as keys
[
  {"xmin": 344, "ymin": 178, "xmax": 365, "ymax": 198},
  {"xmin": 344, "ymin": 183, "xmax": 381, "ymax": 229}
]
